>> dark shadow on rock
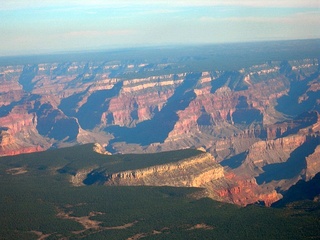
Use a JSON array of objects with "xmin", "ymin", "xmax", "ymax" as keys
[
  {"xmin": 36, "ymin": 103, "xmax": 79, "ymax": 141},
  {"xmin": 51, "ymin": 62, "xmax": 71, "ymax": 79},
  {"xmin": 280, "ymin": 111, "xmax": 318, "ymax": 138},
  {"xmin": 36, "ymin": 103, "xmax": 56, "ymax": 135},
  {"xmin": 197, "ymin": 107, "xmax": 215, "ymax": 126},
  {"xmin": 232, "ymin": 96, "xmax": 263, "ymax": 125},
  {"xmin": 59, "ymin": 91, "xmax": 87, "ymax": 117},
  {"xmin": 0, "ymin": 94, "xmax": 42, "ymax": 118},
  {"xmin": 0, "ymin": 102, "xmax": 16, "ymax": 118},
  {"xmin": 276, "ymin": 70, "xmax": 319, "ymax": 116},
  {"xmin": 106, "ymin": 73, "xmax": 201, "ymax": 145},
  {"xmin": 272, "ymin": 172, "xmax": 320, "ymax": 207},
  {"xmin": 210, "ymin": 71, "xmax": 247, "ymax": 94},
  {"xmin": 83, "ymin": 170, "xmax": 108, "ymax": 185},
  {"xmin": 220, "ymin": 151, "xmax": 248, "ymax": 169},
  {"xmin": 256, "ymin": 136, "xmax": 319, "ymax": 184},
  {"xmin": 130, "ymin": 102, "xmax": 139, "ymax": 121},
  {"xmin": 75, "ymin": 81, "xmax": 123, "ymax": 130},
  {"xmin": 19, "ymin": 65, "xmax": 38, "ymax": 92},
  {"xmin": 48, "ymin": 118, "xmax": 79, "ymax": 141}
]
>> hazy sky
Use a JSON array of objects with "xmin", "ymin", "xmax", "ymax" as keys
[{"xmin": 1, "ymin": 0, "xmax": 319, "ymax": 56}]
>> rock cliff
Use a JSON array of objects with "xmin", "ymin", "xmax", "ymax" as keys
[
  {"xmin": 104, "ymin": 153, "xmax": 224, "ymax": 187},
  {"xmin": 229, "ymin": 112, "xmax": 320, "ymax": 193},
  {"xmin": 74, "ymin": 151, "xmax": 279, "ymax": 206}
]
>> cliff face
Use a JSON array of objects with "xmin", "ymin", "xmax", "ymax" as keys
[
  {"xmin": 72, "ymin": 151, "xmax": 279, "ymax": 206},
  {"xmin": 206, "ymin": 172, "xmax": 280, "ymax": 206},
  {"xmin": 0, "ymin": 66, "xmax": 24, "ymax": 106},
  {"xmin": 0, "ymin": 104, "xmax": 49, "ymax": 156},
  {"xmin": 229, "ymin": 112, "xmax": 320, "ymax": 193},
  {"xmin": 243, "ymin": 135, "xmax": 307, "ymax": 171},
  {"xmin": 306, "ymin": 145, "xmax": 320, "ymax": 180},
  {"xmin": 104, "ymin": 153, "xmax": 224, "ymax": 187}
]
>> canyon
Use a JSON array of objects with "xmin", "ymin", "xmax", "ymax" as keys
[{"xmin": 0, "ymin": 41, "xmax": 319, "ymax": 206}]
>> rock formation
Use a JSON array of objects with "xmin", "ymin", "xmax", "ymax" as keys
[
  {"xmin": 71, "ymin": 150, "xmax": 279, "ymax": 206},
  {"xmin": 0, "ymin": 45, "xmax": 319, "ymax": 206},
  {"xmin": 104, "ymin": 153, "xmax": 224, "ymax": 187}
]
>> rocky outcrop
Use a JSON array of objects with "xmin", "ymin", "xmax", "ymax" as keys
[
  {"xmin": 242, "ymin": 135, "xmax": 307, "ymax": 171},
  {"xmin": 0, "ymin": 144, "xmax": 44, "ymax": 157},
  {"xmin": 231, "ymin": 123, "xmax": 320, "ymax": 195},
  {"xmin": 36, "ymin": 102, "xmax": 80, "ymax": 141},
  {"xmin": 82, "ymin": 152, "xmax": 279, "ymax": 206},
  {"xmin": 0, "ymin": 66, "xmax": 24, "ymax": 105},
  {"xmin": 92, "ymin": 143, "xmax": 111, "ymax": 155},
  {"xmin": 108, "ymin": 89, "xmax": 174, "ymax": 127},
  {"xmin": 0, "ymin": 105, "xmax": 49, "ymax": 156},
  {"xmin": 71, "ymin": 168, "xmax": 96, "ymax": 187},
  {"xmin": 305, "ymin": 145, "xmax": 320, "ymax": 180},
  {"xmin": 104, "ymin": 153, "xmax": 224, "ymax": 187},
  {"xmin": 266, "ymin": 111, "xmax": 319, "ymax": 139},
  {"xmin": 207, "ymin": 172, "xmax": 280, "ymax": 206},
  {"xmin": 232, "ymin": 112, "xmax": 320, "ymax": 178}
]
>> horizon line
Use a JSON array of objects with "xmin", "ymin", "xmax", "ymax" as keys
[{"xmin": 1, "ymin": 37, "xmax": 319, "ymax": 58}]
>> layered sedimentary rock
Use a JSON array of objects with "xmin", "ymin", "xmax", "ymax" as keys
[
  {"xmin": 0, "ymin": 52, "xmax": 319, "ymax": 205},
  {"xmin": 1, "ymin": 58, "xmax": 319, "ymax": 156},
  {"xmin": 104, "ymin": 153, "xmax": 224, "ymax": 187},
  {"xmin": 230, "ymin": 113, "xmax": 320, "ymax": 193},
  {"xmin": 71, "ymin": 151, "xmax": 279, "ymax": 206},
  {"xmin": 0, "ymin": 105, "xmax": 49, "ymax": 156},
  {"xmin": 206, "ymin": 172, "xmax": 280, "ymax": 206},
  {"xmin": 306, "ymin": 145, "xmax": 320, "ymax": 180}
]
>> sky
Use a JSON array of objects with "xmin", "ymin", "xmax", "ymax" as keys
[{"xmin": 1, "ymin": 0, "xmax": 319, "ymax": 56}]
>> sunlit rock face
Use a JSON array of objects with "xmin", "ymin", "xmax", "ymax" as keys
[
  {"xmin": 102, "ymin": 152, "xmax": 281, "ymax": 206},
  {"xmin": 72, "ymin": 150, "xmax": 280, "ymax": 206},
  {"xmin": 103, "ymin": 153, "xmax": 224, "ymax": 187}
]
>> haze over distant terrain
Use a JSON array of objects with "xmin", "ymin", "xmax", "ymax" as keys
[{"xmin": 1, "ymin": 0, "xmax": 319, "ymax": 56}]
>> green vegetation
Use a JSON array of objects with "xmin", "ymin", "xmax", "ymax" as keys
[
  {"xmin": 0, "ymin": 145, "xmax": 320, "ymax": 239},
  {"xmin": 0, "ymin": 144, "xmax": 202, "ymax": 174}
]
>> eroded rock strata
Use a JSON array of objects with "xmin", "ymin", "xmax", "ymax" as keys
[
  {"xmin": 0, "ymin": 58, "xmax": 318, "ymax": 156},
  {"xmin": 0, "ymin": 49, "xmax": 319, "ymax": 206},
  {"xmin": 71, "ymin": 151, "xmax": 280, "ymax": 206}
]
